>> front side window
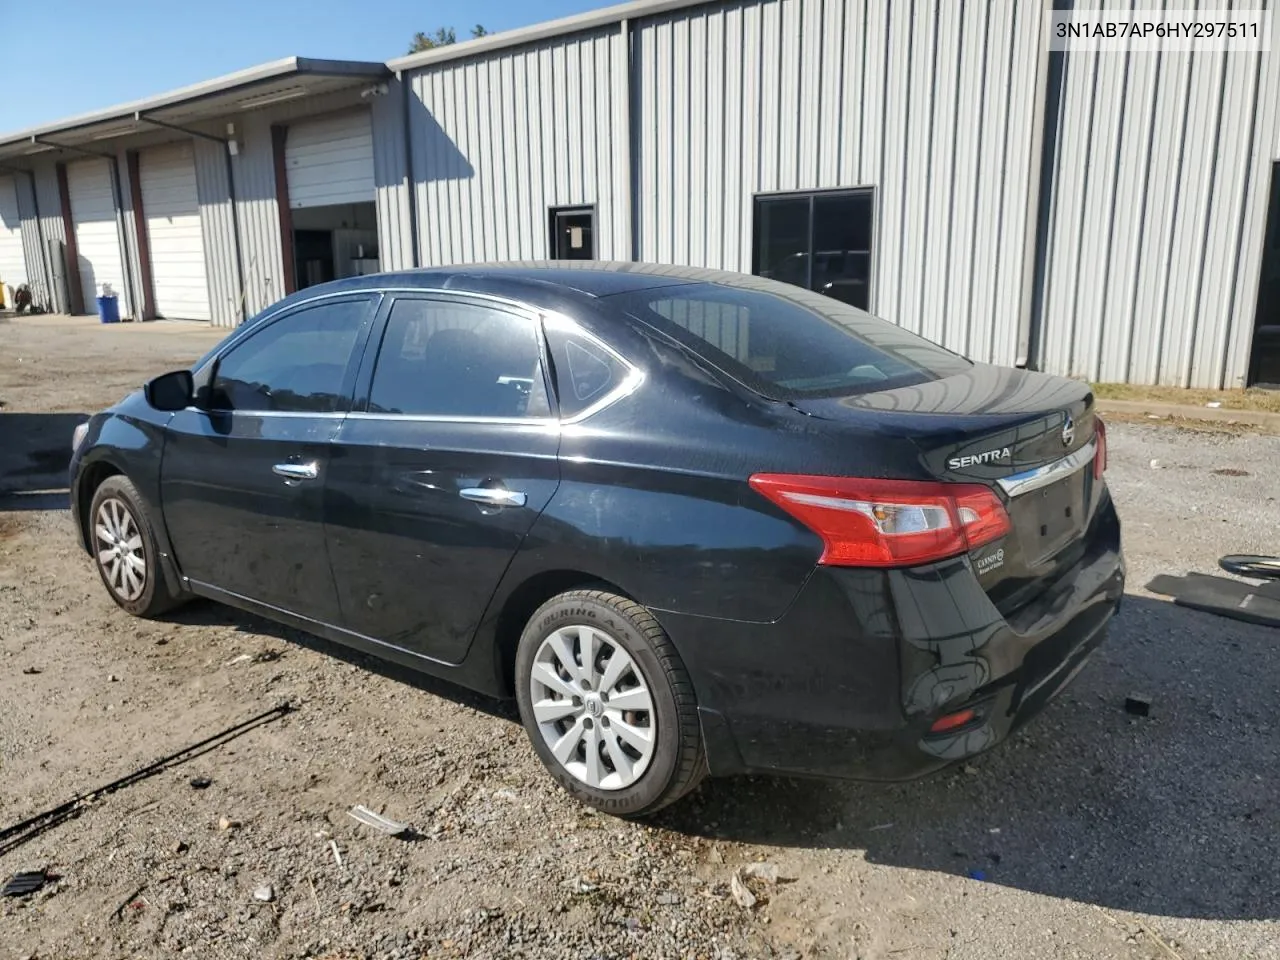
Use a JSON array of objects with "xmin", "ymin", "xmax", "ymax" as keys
[
  {"xmin": 209, "ymin": 298, "xmax": 370, "ymax": 412},
  {"xmin": 753, "ymin": 189, "xmax": 874, "ymax": 310},
  {"xmin": 367, "ymin": 298, "xmax": 550, "ymax": 418},
  {"xmin": 610, "ymin": 280, "xmax": 971, "ymax": 400}
]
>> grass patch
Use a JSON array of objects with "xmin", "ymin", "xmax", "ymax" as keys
[{"xmin": 1090, "ymin": 383, "xmax": 1280, "ymax": 414}]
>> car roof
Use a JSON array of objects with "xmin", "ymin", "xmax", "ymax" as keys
[{"xmin": 300, "ymin": 261, "xmax": 746, "ymax": 302}]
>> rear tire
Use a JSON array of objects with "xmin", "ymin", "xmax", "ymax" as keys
[
  {"xmin": 514, "ymin": 589, "xmax": 706, "ymax": 817},
  {"xmin": 88, "ymin": 475, "xmax": 184, "ymax": 618}
]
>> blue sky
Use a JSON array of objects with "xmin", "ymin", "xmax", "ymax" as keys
[{"xmin": 2, "ymin": 0, "xmax": 604, "ymax": 134}]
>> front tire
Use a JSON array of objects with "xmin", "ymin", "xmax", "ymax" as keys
[
  {"xmin": 514, "ymin": 590, "xmax": 705, "ymax": 817},
  {"xmin": 88, "ymin": 475, "xmax": 183, "ymax": 618}
]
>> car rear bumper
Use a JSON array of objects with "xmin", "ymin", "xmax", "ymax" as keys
[{"xmin": 660, "ymin": 491, "xmax": 1125, "ymax": 781}]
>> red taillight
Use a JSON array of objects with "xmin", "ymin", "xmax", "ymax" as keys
[
  {"xmin": 929, "ymin": 708, "xmax": 977, "ymax": 734},
  {"xmin": 749, "ymin": 474, "xmax": 1012, "ymax": 567},
  {"xmin": 1093, "ymin": 416, "xmax": 1107, "ymax": 479}
]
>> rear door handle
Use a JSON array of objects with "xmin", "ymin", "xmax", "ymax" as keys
[
  {"xmin": 272, "ymin": 461, "xmax": 319, "ymax": 481},
  {"xmin": 459, "ymin": 486, "xmax": 527, "ymax": 508}
]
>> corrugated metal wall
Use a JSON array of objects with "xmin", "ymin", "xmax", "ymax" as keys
[
  {"xmin": 633, "ymin": 0, "xmax": 1044, "ymax": 366},
  {"xmin": 192, "ymin": 138, "xmax": 241, "ymax": 327},
  {"xmin": 13, "ymin": 171, "xmax": 53, "ymax": 311},
  {"xmin": 185, "ymin": 91, "xmax": 387, "ymax": 324},
  {"xmin": 114, "ymin": 147, "xmax": 144, "ymax": 321},
  {"xmin": 406, "ymin": 26, "xmax": 629, "ymax": 265},
  {"xmin": 1037, "ymin": 0, "xmax": 1280, "ymax": 388},
  {"xmin": 227, "ymin": 110, "xmax": 287, "ymax": 318},
  {"xmin": 372, "ymin": 78, "xmax": 415, "ymax": 272}
]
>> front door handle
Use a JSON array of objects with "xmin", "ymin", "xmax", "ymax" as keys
[
  {"xmin": 272, "ymin": 461, "xmax": 319, "ymax": 481},
  {"xmin": 459, "ymin": 486, "xmax": 527, "ymax": 508}
]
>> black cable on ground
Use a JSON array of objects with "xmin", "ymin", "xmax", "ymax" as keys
[{"xmin": 0, "ymin": 701, "xmax": 293, "ymax": 858}]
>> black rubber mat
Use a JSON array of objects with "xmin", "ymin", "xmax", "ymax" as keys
[
  {"xmin": 1170, "ymin": 578, "xmax": 1280, "ymax": 628},
  {"xmin": 1, "ymin": 870, "xmax": 49, "ymax": 897}
]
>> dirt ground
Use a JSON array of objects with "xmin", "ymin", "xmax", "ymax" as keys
[{"xmin": 1, "ymin": 314, "xmax": 1277, "ymax": 960}]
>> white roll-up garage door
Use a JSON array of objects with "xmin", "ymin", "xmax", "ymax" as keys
[
  {"xmin": 285, "ymin": 111, "xmax": 375, "ymax": 208},
  {"xmin": 0, "ymin": 176, "xmax": 28, "ymax": 306},
  {"xmin": 140, "ymin": 143, "xmax": 211, "ymax": 321},
  {"xmin": 67, "ymin": 159, "xmax": 126, "ymax": 314}
]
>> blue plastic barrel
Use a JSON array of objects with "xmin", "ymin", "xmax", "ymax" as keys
[{"xmin": 97, "ymin": 295, "xmax": 120, "ymax": 324}]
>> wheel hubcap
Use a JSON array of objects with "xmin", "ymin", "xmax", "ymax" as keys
[
  {"xmin": 94, "ymin": 498, "xmax": 146, "ymax": 602},
  {"xmin": 529, "ymin": 624, "xmax": 656, "ymax": 790}
]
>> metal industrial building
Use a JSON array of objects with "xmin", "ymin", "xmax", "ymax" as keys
[{"xmin": 1, "ymin": 0, "xmax": 1277, "ymax": 388}]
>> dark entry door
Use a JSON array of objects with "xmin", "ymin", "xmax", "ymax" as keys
[
  {"xmin": 161, "ymin": 295, "xmax": 376, "ymax": 621},
  {"xmin": 1249, "ymin": 163, "xmax": 1280, "ymax": 387},
  {"xmin": 549, "ymin": 207, "xmax": 596, "ymax": 260},
  {"xmin": 325, "ymin": 293, "xmax": 561, "ymax": 664}
]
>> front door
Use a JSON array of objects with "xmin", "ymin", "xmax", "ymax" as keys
[
  {"xmin": 161, "ymin": 295, "xmax": 377, "ymax": 620},
  {"xmin": 325, "ymin": 294, "xmax": 561, "ymax": 663}
]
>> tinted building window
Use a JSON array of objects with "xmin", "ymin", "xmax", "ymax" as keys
[
  {"xmin": 753, "ymin": 189, "xmax": 874, "ymax": 310},
  {"xmin": 368, "ymin": 298, "xmax": 550, "ymax": 418},
  {"xmin": 209, "ymin": 298, "xmax": 368, "ymax": 412}
]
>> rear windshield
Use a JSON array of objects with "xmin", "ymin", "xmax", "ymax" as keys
[{"xmin": 608, "ymin": 280, "xmax": 971, "ymax": 400}]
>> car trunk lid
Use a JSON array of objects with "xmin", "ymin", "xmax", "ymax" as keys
[{"xmin": 791, "ymin": 365, "xmax": 1102, "ymax": 613}]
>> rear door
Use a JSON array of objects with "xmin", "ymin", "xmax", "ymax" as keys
[
  {"xmin": 161, "ymin": 294, "xmax": 377, "ymax": 620},
  {"xmin": 324, "ymin": 293, "xmax": 561, "ymax": 663}
]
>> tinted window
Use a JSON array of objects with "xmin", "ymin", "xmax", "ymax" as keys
[
  {"xmin": 210, "ymin": 299, "xmax": 368, "ymax": 412},
  {"xmin": 609, "ymin": 280, "xmax": 971, "ymax": 400},
  {"xmin": 367, "ymin": 298, "xmax": 550, "ymax": 418},
  {"xmin": 754, "ymin": 190, "xmax": 873, "ymax": 310},
  {"xmin": 544, "ymin": 321, "xmax": 632, "ymax": 419}
]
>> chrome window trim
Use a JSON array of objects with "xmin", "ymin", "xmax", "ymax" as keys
[
  {"xmin": 542, "ymin": 310, "xmax": 645, "ymax": 425},
  {"xmin": 345, "ymin": 412, "xmax": 559, "ymax": 427},
  {"xmin": 183, "ymin": 408, "xmax": 347, "ymax": 419},
  {"xmin": 996, "ymin": 437, "xmax": 1098, "ymax": 498},
  {"xmin": 196, "ymin": 289, "xmax": 645, "ymax": 427}
]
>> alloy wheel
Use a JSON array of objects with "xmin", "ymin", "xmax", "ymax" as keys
[
  {"xmin": 94, "ymin": 497, "xmax": 147, "ymax": 602},
  {"xmin": 528, "ymin": 624, "xmax": 657, "ymax": 790}
]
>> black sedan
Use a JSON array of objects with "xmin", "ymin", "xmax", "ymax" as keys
[{"xmin": 70, "ymin": 263, "xmax": 1124, "ymax": 816}]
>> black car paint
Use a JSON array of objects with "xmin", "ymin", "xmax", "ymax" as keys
[{"xmin": 71, "ymin": 263, "xmax": 1125, "ymax": 781}]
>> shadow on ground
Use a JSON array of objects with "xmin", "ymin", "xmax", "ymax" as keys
[
  {"xmin": 163, "ymin": 600, "xmax": 517, "ymax": 722},
  {"xmin": 0, "ymin": 412, "xmax": 87, "ymax": 506},
  {"xmin": 168, "ymin": 587, "xmax": 1278, "ymax": 922},
  {"xmin": 655, "ymin": 594, "xmax": 1278, "ymax": 923}
]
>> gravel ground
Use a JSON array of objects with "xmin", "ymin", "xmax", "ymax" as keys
[{"xmin": 0, "ymin": 315, "xmax": 1277, "ymax": 959}]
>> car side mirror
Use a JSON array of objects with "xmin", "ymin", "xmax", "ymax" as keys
[{"xmin": 144, "ymin": 369, "xmax": 194, "ymax": 412}]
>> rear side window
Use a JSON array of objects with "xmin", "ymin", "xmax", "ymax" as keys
[
  {"xmin": 543, "ymin": 321, "xmax": 633, "ymax": 419},
  {"xmin": 367, "ymin": 298, "xmax": 551, "ymax": 418},
  {"xmin": 209, "ymin": 298, "xmax": 369, "ymax": 412},
  {"xmin": 608, "ymin": 280, "xmax": 971, "ymax": 400}
]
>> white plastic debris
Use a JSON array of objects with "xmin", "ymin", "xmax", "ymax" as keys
[
  {"xmin": 348, "ymin": 805, "xmax": 410, "ymax": 837},
  {"xmin": 743, "ymin": 862, "xmax": 781, "ymax": 884},
  {"xmin": 730, "ymin": 870, "xmax": 757, "ymax": 909}
]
